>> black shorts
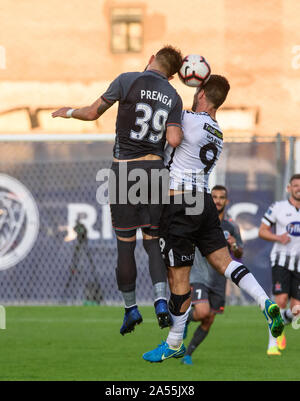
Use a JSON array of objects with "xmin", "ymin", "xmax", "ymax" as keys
[
  {"xmin": 109, "ymin": 160, "xmax": 168, "ymax": 237},
  {"xmin": 160, "ymin": 192, "xmax": 227, "ymax": 267},
  {"xmin": 272, "ymin": 265, "xmax": 300, "ymax": 300},
  {"xmin": 191, "ymin": 282, "xmax": 225, "ymax": 314}
]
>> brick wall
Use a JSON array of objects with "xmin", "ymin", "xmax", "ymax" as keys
[{"xmin": 0, "ymin": 0, "xmax": 299, "ymax": 136}]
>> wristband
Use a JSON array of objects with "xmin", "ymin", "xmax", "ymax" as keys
[{"xmin": 66, "ymin": 108, "xmax": 75, "ymax": 118}]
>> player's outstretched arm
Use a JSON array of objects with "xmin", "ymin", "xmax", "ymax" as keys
[{"xmin": 51, "ymin": 97, "xmax": 112, "ymax": 121}]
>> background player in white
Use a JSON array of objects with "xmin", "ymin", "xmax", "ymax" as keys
[
  {"xmin": 182, "ymin": 185, "xmax": 244, "ymax": 365},
  {"xmin": 259, "ymin": 174, "xmax": 300, "ymax": 355},
  {"xmin": 143, "ymin": 75, "xmax": 284, "ymax": 363}
]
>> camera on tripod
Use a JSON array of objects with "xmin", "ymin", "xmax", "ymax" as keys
[{"xmin": 74, "ymin": 218, "xmax": 87, "ymax": 243}]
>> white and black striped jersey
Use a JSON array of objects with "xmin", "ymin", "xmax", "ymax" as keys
[
  {"xmin": 164, "ymin": 110, "xmax": 223, "ymax": 191},
  {"xmin": 262, "ymin": 200, "xmax": 300, "ymax": 272}
]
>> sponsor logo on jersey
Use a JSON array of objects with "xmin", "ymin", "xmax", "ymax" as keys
[
  {"xmin": 223, "ymin": 230, "xmax": 230, "ymax": 240},
  {"xmin": 286, "ymin": 221, "xmax": 300, "ymax": 236},
  {"xmin": 0, "ymin": 174, "xmax": 39, "ymax": 270},
  {"xmin": 207, "ymin": 133, "xmax": 222, "ymax": 146},
  {"xmin": 203, "ymin": 123, "xmax": 223, "ymax": 140},
  {"xmin": 181, "ymin": 253, "xmax": 195, "ymax": 262}
]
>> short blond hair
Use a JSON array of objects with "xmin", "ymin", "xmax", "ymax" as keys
[{"xmin": 155, "ymin": 45, "xmax": 183, "ymax": 77}]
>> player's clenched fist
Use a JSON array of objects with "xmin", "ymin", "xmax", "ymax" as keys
[{"xmin": 277, "ymin": 232, "xmax": 291, "ymax": 245}]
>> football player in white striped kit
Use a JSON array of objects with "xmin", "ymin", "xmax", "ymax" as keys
[
  {"xmin": 143, "ymin": 75, "xmax": 284, "ymax": 363},
  {"xmin": 259, "ymin": 174, "xmax": 300, "ymax": 355}
]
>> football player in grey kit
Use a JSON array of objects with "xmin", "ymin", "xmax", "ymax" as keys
[
  {"xmin": 52, "ymin": 46, "xmax": 183, "ymax": 335},
  {"xmin": 182, "ymin": 185, "xmax": 244, "ymax": 365},
  {"xmin": 259, "ymin": 173, "xmax": 300, "ymax": 355},
  {"xmin": 143, "ymin": 74, "xmax": 284, "ymax": 363}
]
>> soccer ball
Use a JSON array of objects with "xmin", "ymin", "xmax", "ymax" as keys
[{"xmin": 178, "ymin": 54, "xmax": 211, "ymax": 87}]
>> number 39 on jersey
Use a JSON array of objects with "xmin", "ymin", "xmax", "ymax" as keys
[{"xmin": 130, "ymin": 103, "xmax": 169, "ymax": 143}]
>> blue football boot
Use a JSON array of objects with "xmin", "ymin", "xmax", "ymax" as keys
[
  {"xmin": 120, "ymin": 306, "xmax": 143, "ymax": 335},
  {"xmin": 263, "ymin": 299, "xmax": 284, "ymax": 338},
  {"xmin": 154, "ymin": 299, "xmax": 173, "ymax": 329},
  {"xmin": 181, "ymin": 354, "xmax": 193, "ymax": 365},
  {"xmin": 143, "ymin": 341, "xmax": 186, "ymax": 363}
]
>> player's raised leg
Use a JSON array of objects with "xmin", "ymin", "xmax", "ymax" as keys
[{"xmin": 206, "ymin": 247, "xmax": 284, "ymax": 337}]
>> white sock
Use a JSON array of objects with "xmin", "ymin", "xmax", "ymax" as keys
[
  {"xmin": 166, "ymin": 305, "xmax": 191, "ymax": 349},
  {"xmin": 280, "ymin": 308, "xmax": 293, "ymax": 324},
  {"xmin": 122, "ymin": 290, "xmax": 136, "ymax": 309},
  {"xmin": 268, "ymin": 328, "xmax": 277, "ymax": 349},
  {"xmin": 153, "ymin": 282, "xmax": 167, "ymax": 301},
  {"xmin": 224, "ymin": 261, "xmax": 268, "ymax": 310}
]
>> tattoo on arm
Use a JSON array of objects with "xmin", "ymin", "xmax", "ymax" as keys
[{"xmin": 97, "ymin": 99, "xmax": 112, "ymax": 117}]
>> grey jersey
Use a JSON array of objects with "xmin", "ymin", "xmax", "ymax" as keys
[
  {"xmin": 190, "ymin": 215, "xmax": 243, "ymax": 290},
  {"xmin": 101, "ymin": 70, "xmax": 182, "ymax": 160}
]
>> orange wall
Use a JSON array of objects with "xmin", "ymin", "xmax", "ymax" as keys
[{"xmin": 0, "ymin": 0, "xmax": 300, "ymax": 136}]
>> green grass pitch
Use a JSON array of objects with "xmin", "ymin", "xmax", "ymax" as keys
[{"xmin": 0, "ymin": 305, "xmax": 298, "ymax": 381}]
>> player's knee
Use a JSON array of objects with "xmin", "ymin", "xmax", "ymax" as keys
[
  {"xmin": 193, "ymin": 308, "xmax": 203, "ymax": 321},
  {"xmin": 207, "ymin": 313, "xmax": 215, "ymax": 326},
  {"xmin": 275, "ymin": 293, "xmax": 289, "ymax": 309},
  {"xmin": 201, "ymin": 317, "xmax": 214, "ymax": 331},
  {"xmin": 116, "ymin": 229, "xmax": 136, "ymax": 241},
  {"xmin": 142, "ymin": 227, "xmax": 159, "ymax": 238},
  {"xmin": 117, "ymin": 237, "xmax": 136, "ymax": 254},
  {"xmin": 193, "ymin": 304, "xmax": 210, "ymax": 321},
  {"xmin": 207, "ymin": 247, "xmax": 232, "ymax": 275},
  {"xmin": 142, "ymin": 237, "xmax": 158, "ymax": 254},
  {"xmin": 168, "ymin": 291, "xmax": 191, "ymax": 316}
]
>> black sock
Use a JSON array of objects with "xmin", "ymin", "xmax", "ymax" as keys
[
  {"xmin": 116, "ymin": 240, "xmax": 137, "ymax": 292},
  {"xmin": 186, "ymin": 326, "xmax": 208, "ymax": 356},
  {"xmin": 143, "ymin": 239, "xmax": 167, "ymax": 285}
]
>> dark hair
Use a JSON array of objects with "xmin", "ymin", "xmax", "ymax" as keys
[
  {"xmin": 211, "ymin": 185, "xmax": 228, "ymax": 197},
  {"xmin": 290, "ymin": 174, "xmax": 300, "ymax": 183},
  {"xmin": 155, "ymin": 45, "xmax": 183, "ymax": 77},
  {"xmin": 202, "ymin": 74, "xmax": 230, "ymax": 109}
]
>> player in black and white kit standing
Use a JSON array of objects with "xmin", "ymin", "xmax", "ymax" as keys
[
  {"xmin": 143, "ymin": 75, "xmax": 284, "ymax": 363},
  {"xmin": 52, "ymin": 46, "xmax": 184, "ymax": 335},
  {"xmin": 259, "ymin": 174, "xmax": 300, "ymax": 355}
]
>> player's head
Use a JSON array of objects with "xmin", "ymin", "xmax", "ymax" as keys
[
  {"xmin": 211, "ymin": 185, "xmax": 228, "ymax": 213},
  {"xmin": 192, "ymin": 75, "xmax": 230, "ymax": 111},
  {"xmin": 147, "ymin": 45, "xmax": 183, "ymax": 78},
  {"xmin": 288, "ymin": 174, "xmax": 300, "ymax": 201}
]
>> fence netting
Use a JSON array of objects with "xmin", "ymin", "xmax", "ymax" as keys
[{"xmin": 0, "ymin": 137, "xmax": 291, "ymax": 305}]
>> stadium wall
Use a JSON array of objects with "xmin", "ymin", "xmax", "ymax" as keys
[{"xmin": 0, "ymin": 0, "xmax": 300, "ymax": 137}]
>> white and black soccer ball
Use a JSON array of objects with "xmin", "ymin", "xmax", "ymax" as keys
[{"xmin": 178, "ymin": 54, "xmax": 211, "ymax": 87}]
